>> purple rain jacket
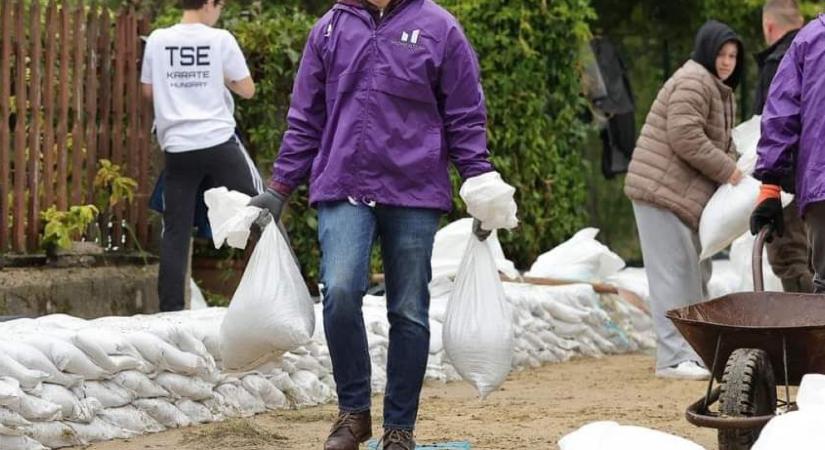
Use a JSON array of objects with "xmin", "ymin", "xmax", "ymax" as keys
[
  {"xmin": 268, "ymin": 0, "xmax": 494, "ymax": 212},
  {"xmin": 754, "ymin": 16, "xmax": 825, "ymax": 215}
]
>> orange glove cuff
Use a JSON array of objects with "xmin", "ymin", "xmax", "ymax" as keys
[{"xmin": 757, "ymin": 184, "xmax": 781, "ymax": 204}]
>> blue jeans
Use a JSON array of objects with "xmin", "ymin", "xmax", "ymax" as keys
[{"xmin": 318, "ymin": 201, "xmax": 440, "ymax": 431}]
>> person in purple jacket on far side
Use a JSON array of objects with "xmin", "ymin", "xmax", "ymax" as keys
[
  {"xmin": 248, "ymin": 0, "xmax": 505, "ymax": 449},
  {"xmin": 751, "ymin": 16, "xmax": 825, "ymax": 292}
]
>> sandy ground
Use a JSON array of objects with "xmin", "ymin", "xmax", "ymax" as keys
[{"xmin": 78, "ymin": 353, "xmax": 717, "ymax": 450}]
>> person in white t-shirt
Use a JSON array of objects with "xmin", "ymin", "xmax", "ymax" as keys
[{"xmin": 141, "ymin": 0, "xmax": 262, "ymax": 312}]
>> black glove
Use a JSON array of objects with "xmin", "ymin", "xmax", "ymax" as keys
[
  {"xmin": 472, "ymin": 218, "xmax": 492, "ymax": 242},
  {"xmin": 750, "ymin": 197, "xmax": 784, "ymax": 239},
  {"xmin": 248, "ymin": 188, "xmax": 287, "ymax": 228}
]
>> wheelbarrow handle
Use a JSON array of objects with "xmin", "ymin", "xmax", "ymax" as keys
[{"xmin": 752, "ymin": 226, "xmax": 772, "ymax": 293}]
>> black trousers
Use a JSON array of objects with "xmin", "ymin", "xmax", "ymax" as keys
[{"xmin": 158, "ymin": 137, "xmax": 262, "ymax": 311}]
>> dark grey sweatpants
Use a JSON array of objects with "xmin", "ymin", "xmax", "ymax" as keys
[
  {"xmin": 804, "ymin": 201, "xmax": 825, "ymax": 294},
  {"xmin": 159, "ymin": 137, "xmax": 262, "ymax": 311}
]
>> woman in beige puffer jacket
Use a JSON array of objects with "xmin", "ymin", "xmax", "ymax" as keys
[{"xmin": 624, "ymin": 20, "xmax": 744, "ymax": 380}]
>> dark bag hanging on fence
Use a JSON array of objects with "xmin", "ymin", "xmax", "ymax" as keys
[{"xmin": 590, "ymin": 37, "xmax": 637, "ymax": 179}]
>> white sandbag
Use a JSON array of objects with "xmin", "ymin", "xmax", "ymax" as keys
[
  {"xmin": 559, "ymin": 421, "xmax": 706, "ymax": 450},
  {"xmin": 0, "ymin": 354, "xmax": 48, "ymax": 392},
  {"xmin": 132, "ymin": 399, "xmax": 191, "ymax": 429},
  {"xmin": 443, "ymin": 238, "xmax": 514, "ymax": 399},
  {"xmin": 17, "ymin": 392, "xmax": 62, "ymax": 421},
  {"xmin": 268, "ymin": 371, "xmax": 310, "ymax": 407},
  {"xmin": 175, "ymin": 399, "xmax": 215, "ymax": 424},
  {"xmin": 79, "ymin": 381, "xmax": 134, "ymax": 409},
  {"xmin": 429, "ymin": 321, "xmax": 444, "ymax": 354},
  {"xmin": 459, "ymin": 171, "xmax": 519, "ymax": 230},
  {"xmin": 733, "ymin": 114, "xmax": 762, "ymax": 175},
  {"xmin": 219, "ymin": 221, "xmax": 315, "ymax": 371},
  {"xmin": 38, "ymin": 383, "xmax": 89, "ymax": 422},
  {"xmin": 0, "ymin": 377, "xmax": 22, "ymax": 409},
  {"xmin": 753, "ymin": 376, "xmax": 825, "ymax": 450},
  {"xmin": 21, "ymin": 336, "xmax": 111, "ymax": 380},
  {"xmin": 68, "ymin": 417, "xmax": 136, "ymax": 443},
  {"xmin": 126, "ymin": 332, "xmax": 206, "ymax": 376},
  {"xmin": 291, "ymin": 370, "xmax": 331, "ymax": 405},
  {"xmin": 752, "ymin": 411, "xmax": 825, "ymax": 450},
  {"xmin": 215, "ymin": 383, "xmax": 265, "ymax": 415},
  {"xmin": 70, "ymin": 332, "xmax": 123, "ymax": 373},
  {"xmin": 142, "ymin": 322, "xmax": 214, "ymax": 365},
  {"xmin": 190, "ymin": 278, "xmax": 209, "ymax": 310},
  {"xmin": 205, "ymin": 187, "xmax": 260, "ymax": 249},
  {"xmin": 527, "ymin": 228, "xmax": 625, "ymax": 282},
  {"xmin": 699, "ymin": 176, "xmax": 760, "ymax": 260},
  {"xmin": 430, "ymin": 218, "xmax": 519, "ymax": 281},
  {"xmin": 0, "ymin": 435, "xmax": 47, "ymax": 450},
  {"xmin": 242, "ymin": 375, "xmax": 288, "ymax": 410},
  {"xmin": 98, "ymin": 405, "xmax": 165, "ymax": 434},
  {"xmin": 0, "ymin": 342, "xmax": 82, "ymax": 387},
  {"xmin": 797, "ymin": 373, "xmax": 825, "ymax": 412},
  {"xmin": 0, "ymin": 407, "xmax": 30, "ymax": 428},
  {"xmin": 74, "ymin": 328, "xmax": 143, "ymax": 361},
  {"xmin": 0, "ymin": 422, "xmax": 24, "ymax": 436},
  {"xmin": 113, "ymin": 371, "xmax": 169, "ymax": 399},
  {"xmin": 154, "ymin": 373, "xmax": 213, "ymax": 401},
  {"xmin": 26, "ymin": 421, "xmax": 84, "ymax": 448}
]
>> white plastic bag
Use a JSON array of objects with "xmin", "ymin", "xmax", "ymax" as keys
[
  {"xmin": 699, "ymin": 115, "xmax": 794, "ymax": 260},
  {"xmin": 699, "ymin": 177, "xmax": 793, "ymax": 260},
  {"xmin": 559, "ymin": 421, "xmax": 706, "ymax": 450},
  {"xmin": 459, "ymin": 171, "xmax": 519, "ymax": 231},
  {"xmin": 220, "ymin": 222, "xmax": 315, "ymax": 371},
  {"xmin": 443, "ymin": 238, "xmax": 514, "ymax": 399},
  {"xmin": 733, "ymin": 115, "xmax": 762, "ymax": 175},
  {"xmin": 430, "ymin": 218, "xmax": 519, "ymax": 281},
  {"xmin": 526, "ymin": 228, "xmax": 625, "ymax": 282},
  {"xmin": 204, "ymin": 187, "xmax": 260, "ymax": 249}
]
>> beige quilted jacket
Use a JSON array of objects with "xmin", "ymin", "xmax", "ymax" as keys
[{"xmin": 625, "ymin": 59, "xmax": 739, "ymax": 230}]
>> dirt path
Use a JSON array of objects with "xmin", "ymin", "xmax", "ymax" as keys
[{"xmin": 79, "ymin": 354, "xmax": 717, "ymax": 449}]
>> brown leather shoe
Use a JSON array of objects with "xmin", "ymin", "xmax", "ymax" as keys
[
  {"xmin": 381, "ymin": 429, "xmax": 415, "ymax": 450},
  {"xmin": 324, "ymin": 411, "xmax": 372, "ymax": 450}
]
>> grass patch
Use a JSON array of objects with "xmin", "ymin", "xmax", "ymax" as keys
[{"xmin": 180, "ymin": 419, "xmax": 288, "ymax": 448}]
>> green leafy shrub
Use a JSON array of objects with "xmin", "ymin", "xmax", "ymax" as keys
[{"xmin": 41, "ymin": 205, "xmax": 100, "ymax": 250}]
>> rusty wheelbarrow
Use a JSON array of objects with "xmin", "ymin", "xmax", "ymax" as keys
[{"xmin": 666, "ymin": 228, "xmax": 825, "ymax": 450}]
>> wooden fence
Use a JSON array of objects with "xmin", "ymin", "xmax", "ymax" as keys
[{"xmin": 0, "ymin": 0, "xmax": 154, "ymax": 254}]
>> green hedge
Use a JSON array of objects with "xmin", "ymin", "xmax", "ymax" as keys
[{"xmin": 155, "ymin": 0, "xmax": 595, "ymax": 281}]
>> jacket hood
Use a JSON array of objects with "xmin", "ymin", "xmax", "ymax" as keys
[{"xmin": 691, "ymin": 20, "xmax": 745, "ymax": 90}]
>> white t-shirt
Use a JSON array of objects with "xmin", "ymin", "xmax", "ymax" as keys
[{"xmin": 141, "ymin": 23, "xmax": 250, "ymax": 153}]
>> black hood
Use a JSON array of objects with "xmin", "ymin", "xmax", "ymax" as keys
[{"xmin": 691, "ymin": 20, "xmax": 745, "ymax": 90}]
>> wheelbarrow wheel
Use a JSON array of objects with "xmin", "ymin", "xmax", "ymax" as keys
[{"xmin": 718, "ymin": 348, "xmax": 776, "ymax": 450}]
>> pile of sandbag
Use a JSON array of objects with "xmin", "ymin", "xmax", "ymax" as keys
[
  {"xmin": 0, "ymin": 310, "xmax": 335, "ymax": 450},
  {"xmin": 0, "ymin": 278, "xmax": 653, "ymax": 449}
]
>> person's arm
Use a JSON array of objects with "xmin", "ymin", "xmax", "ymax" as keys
[
  {"xmin": 222, "ymin": 32, "xmax": 255, "ymax": 100},
  {"xmin": 268, "ymin": 25, "xmax": 327, "ymax": 196},
  {"xmin": 141, "ymin": 84, "xmax": 153, "ymax": 100},
  {"xmin": 754, "ymin": 40, "xmax": 803, "ymax": 186},
  {"xmin": 226, "ymin": 76, "xmax": 255, "ymax": 99},
  {"xmin": 665, "ymin": 77, "xmax": 739, "ymax": 184},
  {"xmin": 139, "ymin": 36, "xmax": 154, "ymax": 101},
  {"xmin": 438, "ymin": 26, "xmax": 493, "ymax": 180}
]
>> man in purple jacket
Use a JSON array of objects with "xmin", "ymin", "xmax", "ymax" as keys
[
  {"xmin": 751, "ymin": 16, "xmax": 825, "ymax": 292},
  {"xmin": 249, "ymin": 0, "xmax": 496, "ymax": 448}
]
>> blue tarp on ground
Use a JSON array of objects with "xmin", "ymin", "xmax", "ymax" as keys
[{"xmin": 367, "ymin": 441, "xmax": 471, "ymax": 449}]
